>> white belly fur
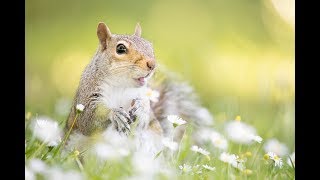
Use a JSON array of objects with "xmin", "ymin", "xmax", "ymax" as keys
[{"xmin": 99, "ymin": 83, "xmax": 148, "ymax": 111}]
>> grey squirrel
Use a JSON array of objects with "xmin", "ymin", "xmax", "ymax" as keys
[{"xmin": 65, "ymin": 22, "xmax": 213, "ymax": 145}]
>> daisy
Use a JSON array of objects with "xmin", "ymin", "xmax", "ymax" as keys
[
  {"xmin": 167, "ymin": 115, "xmax": 187, "ymax": 128},
  {"xmin": 192, "ymin": 165, "xmax": 203, "ymax": 174},
  {"xmin": 194, "ymin": 107, "xmax": 214, "ymax": 126},
  {"xmin": 145, "ymin": 88, "xmax": 160, "ymax": 102},
  {"xmin": 26, "ymin": 112, "xmax": 32, "ymax": 120},
  {"xmin": 202, "ymin": 164, "xmax": 216, "ymax": 171},
  {"xmin": 162, "ymin": 137, "xmax": 178, "ymax": 151},
  {"xmin": 32, "ymin": 117, "xmax": 62, "ymax": 146},
  {"xmin": 190, "ymin": 145, "xmax": 210, "ymax": 156},
  {"xmin": 195, "ymin": 128, "xmax": 228, "ymax": 150},
  {"xmin": 287, "ymin": 152, "xmax": 295, "ymax": 167},
  {"xmin": 243, "ymin": 169, "xmax": 253, "ymax": 175},
  {"xmin": 28, "ymin": 158, "xmax": 48, "ymax": 173},
  {"xmin": 251, "ymin": 135, "xmax": 263, "ymax": 143},
  {"xmin": 44, "ymin": 167, "xmax": 83, "ymax": 180},
  {"xmin": 25, "ymin": 166, "xmax": 35, "ymax": 180},
  {"xmin": 179, "ymin": 164, "xmax": 192, "ymax": 173},
  {"xmin": 225, "ymin": 120, "xmax": 262, "ymax": 145},
  {"xmin": 263, "ymin": 138, "xmax": 289, "ymax": 157},
  {"xmin": 211, "ymin": 130, "xmax": 228, "ymax": 150},
  {"xmin": 94, "ymin": 142, "xmax": 129, "ymax": 160},
  {"xmin": 266, "ymin": 152, "xmax": 283, "ymax": 168},
  {"xmin": 76, "ymin": 104, "xmax": 85, "ymax": 112},
  {"xmin": 273, "ymin": 156, "xmax": 283, "ymax": 168},
  {"xmin": 219, "ymin": 152, "xmax": 245, "ymax": 171},
  {"xmin": 267, "ymin": 151, "xmax": 277, "ymax": 159},
  {"xmin": 132, "ymin": 150, "xmax": 161, "ymax": 176}
]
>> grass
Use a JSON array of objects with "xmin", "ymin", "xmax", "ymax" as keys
[{"xmin": 25, "ymin": 103, "xmax": 295, "ymax": 180}]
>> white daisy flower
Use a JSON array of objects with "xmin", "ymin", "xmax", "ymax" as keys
[
  {"xmin": 94, "ymin": 142, "xmax": 129, "ymax": 160},
  {"xmin": 211, "ymin": 130, "xmax": 228, "ymax": 150},
  {"xmin": 263, "ymin": 138, "xmax": 289, "ymax": 157},
  {"xmin": 287, "ymin": 152, "xmax": 295, "ymax": 167},
  {"xmin": 266, "ymin": 152, "xmax": 283, "ymax": 168},
  {"xmin": 167, "ymin": 115, "xmax": 187, "ymax": 128},
  {"xmin": 179, "ymin": 164, "xmax": 192, "ymax": 173},
  {"xmin": 192, "ymin": 165, "xmax": 203, "ymax": 174},
  {"xmin": 145, "ymin": 88, "xmax": 160, "ymax": 103},
  {"xmin": 219, "ymin": 152, "xmax": 245, "ymax": 171},
  {"xmin": 195, "ymin": 128, "xmax": 228, "ymax": 150},
  {"xmin": 195, "ymin": 107, "xmax": 214, "ymax": 126},
  {"xmin": 132, "ymin": 150, "xmax": 161, "ymax": 176},
  {"xmin": 45, "ymin": 167, "xmax": 83, "ymax": 180},
  {"xmin": 190, "ymin": 145, "xmax": 210, "ymax": 156},
  {"xmin": 195, "ymin": 128, "xmax": 213, "ymax": 142},
  {"xmin": 251, "ymin": 135, "xmax": 263, "ymax": 143},
  {"xmin": 202, "ymin": 164, "xmax": 216, "ymax": 171},
  {"xmin": 76, "ymin": 104, "xmax": 85, "ymax": 112},
  {"xmin": 225, "ymin": 120, "xmax": 262, "ymax": 144},
  {"xmin": 274, "ymin": 157, "xmax": 283, "ymax": 168},
  {"xmin": 93, "ymin": 128, "xmax": 134, "ymax": 160},
  {"xmin": 28, "ymin": 158, "xmax": 48, "ymax": 173},
  {"xmin": 161, "ymin": 137, "xmax": 178, "ymax": 151},
  {"xmin": 267, "ymin": 151, "xmax": 277, "ymax": 159},
  {"xmin": 32, "ymin": 117, "xmax": 62, "ymax": 146},
  {"xmin": 25, "ymin": 166, "xmax": 35, "ymax": 180}
]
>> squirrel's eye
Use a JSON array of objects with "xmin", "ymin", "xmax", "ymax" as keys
[{"xmin": 116, "ymin": 44, "xmax": 127, "ymax": 55}]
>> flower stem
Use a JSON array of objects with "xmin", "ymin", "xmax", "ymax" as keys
[
  {"xmin": 41, "ymin": 146, "xmax": 54, "ymax": 160},
  {"xmin": 250, "ymin": 143, "xmax": 262, "ymax": 168},
  {"xmin": 31, "ymin": 140, "xmax": 46, "ymax": 158},
  {"xmin": 176, "ymin": 127, "xmax": 187, "ymax": 162},
  {"xmin": 53, "ymin": 112, "xmax": 79, "ymax": 158},
  {"xmin": 171, "ymin": 127, "xmax": 176, "ymax": 164},
  {"xmin": 76, "ymin": 157, "xmax": 84, "ymax": 171}
]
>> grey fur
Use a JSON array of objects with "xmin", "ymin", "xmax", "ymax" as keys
[{"xmin": 65, "ymin": 23, "xmax": 213, "ymax": 142}]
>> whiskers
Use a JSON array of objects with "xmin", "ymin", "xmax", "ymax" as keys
[
  {"xmin": 107, "ymin": 63, "xmax": 148, "ymax": 77},
  {"xmin": 108, "ymin": 64, "xmax": 136, "ymax": 74},
  {"xmin": 97, "ymin": 62, "xmax": 151, "ymax": 88}
]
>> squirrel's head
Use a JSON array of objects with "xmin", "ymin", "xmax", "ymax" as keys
[{"xmin": 96, "ymin": 22, "xmax": 156, "ymax": 88}]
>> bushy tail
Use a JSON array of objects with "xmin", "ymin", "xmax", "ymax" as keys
[{"xmin": 150, "ymin": 67, "xmax": 214, "ymax": 140}]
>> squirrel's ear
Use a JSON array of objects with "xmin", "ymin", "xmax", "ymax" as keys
[
  {"xmin": 133, "ymin": 23, "xmax": 142, "ymax": 37},
  {"xmin": 97, "ymin": 22, "xmax": 112, "ymax": 49}
]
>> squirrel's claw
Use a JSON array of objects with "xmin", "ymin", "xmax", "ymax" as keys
[
  {"xmin": 128, "ymin": 98, "xmax": 151, "ymax": 130},
  {"xmin": 111, "ymin": 108, "xmax": 132, "ymax": 136},
  {"xmin": 128, "ymin": 99, "xmax": 143, "ymax": 121}
]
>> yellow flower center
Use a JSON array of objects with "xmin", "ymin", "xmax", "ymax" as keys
[
  {"xmin": 73, "ymin": 150, "xmax": 80, "ymax": 157},
  {"xmin": 214, "ymin": 139, "xmax": 222, "ymax": 145},
  {"xmin": 243, "ymin": 169, "xmax": 253, "ymax": 175},
  {"xmin": 25, "ymin": 112, "xmax": 32, "ymax": 120},
  {"xmin": 206, "ymin": 155, "xmax": 211, "ymax": 161},
  {"xmin": 146, "ymin": 91, "xmax": 152, "ymax": 97},
  {"xmin": 263, "ymin": 154, "xmax": 269, "ymax": 160},
  {"xmin": 245, "ymin": 151, "xmax": 252, "ymax": 157},
  {"xmin": 235, "ymin": 115, "xmax": 241, "ymax": 122}
]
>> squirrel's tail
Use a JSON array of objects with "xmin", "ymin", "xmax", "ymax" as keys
[{"xmin": 150, "ymin": 69, "xmax": 214, "ymax": 141}]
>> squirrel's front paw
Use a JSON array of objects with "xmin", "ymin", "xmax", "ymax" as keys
[
  {"xmin": 110, "ymin": 108, "xmax": 133, "ymax": 135},
  {"xmin": 129, "ymin": 98, "xmax": 151, "ymax": 130}
]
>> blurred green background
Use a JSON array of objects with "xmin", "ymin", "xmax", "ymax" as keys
[{"xmin": 26, "ymin": 0, "xmax": 294, "ymax": 148}]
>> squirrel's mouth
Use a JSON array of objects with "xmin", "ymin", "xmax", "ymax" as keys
[
  {"xmin": 134, "ymin": 73, "xmax": 151, "ymax": 86},
  {"xmin": 135, "ymin": 77, "xmax": 146, "ymax": 86}
]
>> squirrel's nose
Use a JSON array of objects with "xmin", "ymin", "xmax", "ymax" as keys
[{"xmin": 146, "ymin": 60, "xmax": 155, "ymax": 71}]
